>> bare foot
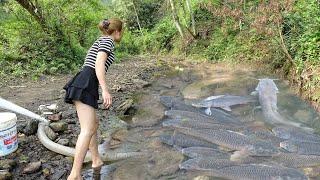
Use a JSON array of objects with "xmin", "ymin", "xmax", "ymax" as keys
[
  {"xmin": 67, "ymin": 175, "xmax": 83, "ymax": 180},
  {"xmin": 92, "ymin": 159, "xmax": 104, "ymax": 169}
]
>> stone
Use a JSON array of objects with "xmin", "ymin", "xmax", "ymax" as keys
[
  {"xmin": 147, "ymin": 150, "xmax": 184, "ymax": 178},
  {"xmin": 112, "ymin": 129, "xmax": 128, "ymax": 141},
  {"xmin": 113, "ymin": 159, "xmax": 148, "ymax": 180},
  {"xmin": 0, "ymin": 170, "xmax": 12, "ymax": 180},
  {"xmin": 133, "ymin": 79, "xmax": 151, "ymax": 89},
  {"xmin": 23, "ymin": 161, "xmax": 41, "ymax": 174},
  {"xmin": 56, "ymin": 139, "xmax": 69, "ymax": 146},
  {"xmin": 42, "ymin": 168, "xmax": 50, "ymax": 176},
  {"xmin": 23, "ymin": 119, "xmax": 39, "ymax": 136},
  {"xmin": 0, "ymin": 159, "xmax": 16, "ymax": 170},
  {"xmin": 47, "ymin": 112, "xmax": 62, "ymax": 121},
  {"xmin": 44, "ymin": 126, "xmax": 57, "ymax": 141},
  {"xmin": 116, "ymin": 99, "xmax": 134, "ymax": 114},
  {"xmin": 49, "ymin": 122, "xmax": 68, "ymax": 132}
]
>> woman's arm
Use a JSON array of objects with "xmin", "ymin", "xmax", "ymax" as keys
[{"xmin": 95, "ymin": 52, "xmax": 112, "ymax": 108}]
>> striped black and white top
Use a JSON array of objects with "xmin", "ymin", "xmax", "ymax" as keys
[{"xmin": 83, "ymin": 36, "xmax": 115, "ymax": 72}]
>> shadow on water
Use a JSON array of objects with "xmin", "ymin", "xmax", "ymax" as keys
[{"xmin": 83, "ymin": 63, "xmax": 320, "ymax": 180}]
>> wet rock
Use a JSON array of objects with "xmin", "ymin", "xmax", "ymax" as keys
[
  {"xmin": 112, "ymin": 129, "xmax": 128, "ymax": 141},
  {"xmin": 116, "ymin": 99, "xmax": 134, "ymax": 114},
  {"xmin": 131, "ymin": 95, "xmax": 165, "ymax": 127},
  {"xmin": 0, "ymin": 170, "xmax": 12, "ymax": 180},
  {"xmin": 147, "ymin": 138, "xmax": 163, "ymax": 149},
  {"xmin": 23, "ymin": 119, "xmax": 39, "ymax": 136},
  {"xmin": 56, "ymin": 138, "xmax": 69, "ymax": 146},
  {"xmin": 23, "ymin": 161, "xmax": 41, "ymax": 174},
  {"xmin": 44, "ymin": 126, "xmax": 57, "ymax": 141},
  {"xmin": 113, "ymin": 159, "xmax": 149, "ymax": 180},
  {"xmin": 194, "ymin": 176, "xmax": 210, "ymax": 180},
  {"xmin": 294, "ymin": 110, "xmax": 312, "ymax": 123},
  {"xmin": 82, "ymin": 164, "xmax": 117, "ymax": 180},
  {"xmin": 50, "ymin": 122, "xmax": 67, "ymax": 132},
  {"xmin": 106, "ymin": 115, "xmax": 128, "ymax": 135},
  {"xmin": 161, "ymin": 81, "xmax": 174, "ymax": 89},
  {"xmin": 181, "ymin": 80, "xmax": 217, "ymax": 99},
  {"xmin": 47, "ymin": 112, "xmax": 62, "ymax": 121},
  {"xmin": 133, "ymin": 79, "xmax": 151, "ymax": 89},
  {"xmin": 147, "ymin": 150, "xmax": 184, "ymax": 178},
  {"xmin": 0, "ymin": 159, "xmax": 16, "ymax": 170}
]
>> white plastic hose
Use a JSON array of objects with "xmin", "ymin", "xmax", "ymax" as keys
[{"xmin": 37, "ymin": 123, "xmax": 144, "ymax": 162}]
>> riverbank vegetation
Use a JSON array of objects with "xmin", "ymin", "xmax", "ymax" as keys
[{"xmin": 0, "ymin": 0, "xmax": 319, "ymax": 105}]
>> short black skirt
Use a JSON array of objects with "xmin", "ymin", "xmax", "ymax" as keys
[{"xmin": 63, "ymin": 66, "xmax": 99, "ymax": 109}]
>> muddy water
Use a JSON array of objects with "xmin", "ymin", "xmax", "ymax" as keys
[{"xmin": 83, "ymin": 63, "xmax": 320, "ymax": 180}]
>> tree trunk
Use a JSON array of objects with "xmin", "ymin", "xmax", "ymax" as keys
[
  {"xmin": 132, "ymin": 0, "xmax": 143, "ymax": 35},
  {"xmin": 186, "ymin": 0, "xmax": 196, "ymax": 35},
  {"xmin": 14, "ymin": 0, "xmax": 47, "ymax": 31},
  {"xmin": 169, "ymin": 0, "xmax": 184, "ymax": 38}
]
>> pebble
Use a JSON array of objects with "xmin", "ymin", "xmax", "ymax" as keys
[
  {"xmin": 44, "ymin": 126, "xmax": 57, "ymax": 141},
  {"xmin": 24, "ymin": 119, "xmax": 39, "ymax": 136},
  {"xmin": 23, "ymin": 161, "xmax": 42, "ymax": 174},
  {"xmin": 56, "ymin": 138, "xmax": 69, "ymax": 146},
  {"xmin": 0, "ymin": 170, "xmax": 12, "ymax": 180},
  {"xmin": 47, "ymin": 112, "xmax": 62, "ymax": 121},
  {"xmin": 50, "ymin": 122, "xmax": 68, "ymax": 132},
  {"xmin": 0, "ymin": 159, "xmax": 16, "ymax": 170}
]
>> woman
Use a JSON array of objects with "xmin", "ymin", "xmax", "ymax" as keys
[{"xmin": 64, "ymin": 18, "xmax": 123, "ymax": 180}]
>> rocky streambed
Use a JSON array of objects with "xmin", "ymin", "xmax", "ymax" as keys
[{"xmin": 1, "ymin": 56, "xmax": 319, "ymax": 180}]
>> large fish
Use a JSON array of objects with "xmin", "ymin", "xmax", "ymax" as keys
[
  {"xmin": 272, "ymin": 153, "xmax": 320, "ymax": 168},
  {"xmin": 181, "ymin": 147, "xmax": 265, "ymax": 164},
  {"xmin": 179, "ymin": 158, "xmax": 238, "ymax": 170},
  {"xmin": 242, "ymin": 126, "xmax": 282, "ymax": 146},
  {"xmin": 175, "ymin": 127, "xmax": 279, "ymax": 156},
  {"xmin": 160, "ymin": 96, "xmax": 243, "ymax": 125},
  {"xmin": 159, "ymin": 132, "xmax": 217, "ymax": 149},
  {"xmin": 164, "ymin": 109, "xmax": 243, "ymax": 125},
  {"xmin": 162, "ymin": 118, "xmax": 241, "ymax": 131},
  {"xmin": 272, "ymin": 126, "xmax": 320, "ymax": 143},
  {"xmin": 254, "ymin": 79, "xmax": 310, "ymax": 130},
  {"xmin": 280, "ymin": 140, "xmax": 320, "ymax": 156},
  {"xmin": 181, "ymin": 147, "xmax": 229, "ymax": 159},
  {"xmin": 192, "ymin": 95, "xmax": 256, "ymax": 114},
  {"xmin": 180, "ymin": 160, "xmax": 308, "ymax": 180}
]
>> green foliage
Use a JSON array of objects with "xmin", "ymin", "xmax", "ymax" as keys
[
  {"xmin": 135, "ymin": 17, "xmax": 177, "ymax": 53},
  {"xmin": 116, "ymin": 30, "xmax": 140, "ymax": 59},
  {"xmin": 282, "ymin": 0, "xmax": 320, "ymax": 102},
  {"xmin": 1, "ymin": 0, "xmax": 319, "ymax": 103}
]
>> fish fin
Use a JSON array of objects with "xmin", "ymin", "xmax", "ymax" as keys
[
  {"xmin": 218, "ymin": 146, "xmax": 233, "ymax": 152},
  {"xmin": 221, "ymin": 106, "xmax": 232, "ymax": 111},
  {"xmin": 230, "ymin": 150, "xmax": 249, "ymax": 161},
  {"xmin": 250, "ymin": 91, "xmax": 258, "ymax": 96},
  {"xmin": 205, "ymin": 108, "xmax": 212, "ymax": 115},
  {"xmin": 204, "ymin": 95, "xmax": 225, "ymax": 101},
  {"xmin": 173, "ymin": 145, "xmax": 183, "ymax": 151}
]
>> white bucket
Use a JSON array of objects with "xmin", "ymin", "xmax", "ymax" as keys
[{"xmin": 0, "ymin": 112, "xmax": 18, "ymax": 156}]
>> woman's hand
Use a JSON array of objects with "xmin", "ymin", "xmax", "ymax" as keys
[{"xmin": 102, "ymin": 89, "xmax": 112, "ymax": 109}]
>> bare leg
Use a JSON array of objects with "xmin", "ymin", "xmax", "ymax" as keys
[
  {"xmin": 67, "ymin": 101, "xmax": 98, "ymax": 180},
  {"xmin": 88, "ymin": 116, "xmax": 103, "ymax": 168}
]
